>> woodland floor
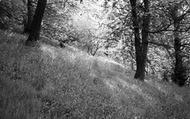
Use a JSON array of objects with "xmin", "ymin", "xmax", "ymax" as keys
[{"xmin": 0, "ymin": 30, "xmax": 190, "ymax": 119}]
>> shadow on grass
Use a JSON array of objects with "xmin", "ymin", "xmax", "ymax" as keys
[{"xmin": 0, "ymin": 30, "xmax": 190, "ymax": 119}]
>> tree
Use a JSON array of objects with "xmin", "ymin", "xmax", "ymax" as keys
[
  {"xmin": 25, "ymin": 0, "xmax": 47, "ymax": 46},
  {"xmin": 146, "ymin": 0, "xmax": 190, "ymax": 86},
  {"xmin": 166, "ymin": 1, "xmax": 190, "ymax": 86},
  {"xmin": 24, "ymin": 0, "xmax": 37, "ymax": 33},
  {"xmin": 104, "ymin": 0, "xmax": 152, "ymax": 80},
  {"xmin": 130, "ymin": 0, "xmax": 150, "ymax": 81}
]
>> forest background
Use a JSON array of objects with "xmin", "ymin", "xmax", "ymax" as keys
[
  {"xmin": 1, "ymin": 0, "xmax": 190, "ymax": 86},
  {"xmin": 1, "ymin": 0, "xmax": 190, "ymax": 119}
]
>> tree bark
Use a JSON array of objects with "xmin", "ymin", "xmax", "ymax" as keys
[
  {"xmin": 130, "ymin": 0, "xmax": 141, "ymax": 79},
  {"xmin": 130, "ymin": 0, "xmax": 150, "ymax": 81},
  {"xmin": 139, "ymin": 0, "xmax": 150, "ymax": 80},
  {"xmin": 25, "ymin": 0, "xmax": 47, "ymax": 46},
  {"xmin": 24, "ymin": 0, "xmax": 36, "ymax": 33},
  {"xmin": 173, "ymin": 21, "xmax": 184, "ymax": 86}
]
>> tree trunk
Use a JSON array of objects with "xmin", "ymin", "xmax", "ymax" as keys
[
  {"xmin": 139, "ymin": 0, "xmax": 150, "ymax": 80},
  {"xmin": 130, "ymin": 0, "xmax": 141, "ymax": 79},
  {"xmin": 25, "ymin": 0, "xmax": 47, "ymax": 46},
  {"xmin": 173, "ymin": 21, "xmax": 185, "ymax": 86},
  {"xmin": 24, "ymin": 0, "xmax": 36, "ymax": 33},
  {"xmin": 130, "ymin": 0, "xmax": 150, "ymax": 81}
]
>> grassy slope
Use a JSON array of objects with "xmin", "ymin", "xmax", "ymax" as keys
[{"xmin": 0, "ymin": 30, "xmax": 190, "ymax": 119}]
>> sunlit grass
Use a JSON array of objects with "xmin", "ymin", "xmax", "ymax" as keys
[{"xmin": 0, "ymin": 30, "xmax": 190, "ymax": 119}]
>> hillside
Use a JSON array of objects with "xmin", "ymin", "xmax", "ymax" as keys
[{"xmin": 0, "ymin": 30, "xmax": 190, "ymax": 119}]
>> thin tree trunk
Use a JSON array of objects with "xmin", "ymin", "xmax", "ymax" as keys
[{"xmin": 25, "ymin": 0, "xmax": 47, "ymax": 46}]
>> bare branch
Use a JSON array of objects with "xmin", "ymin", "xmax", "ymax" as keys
[{"xmin": 148, "ymin": 41, "xmax": 172, "ymax": 49}]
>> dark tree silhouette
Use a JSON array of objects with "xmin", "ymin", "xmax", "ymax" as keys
[
  {"xmin": 130, "ymin": 0, "xmax": 150, "ymax": 81},
  {"xmin": 24, "ymin": 0, "xmax": 36, "ymax": 33},
  {"xmin": 168, "ymin": 2, "xmax": 190, "ymax": 86},
  {"xmin": 25, "ymin": 0, "xmax": 47, "ymax": 46}
]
